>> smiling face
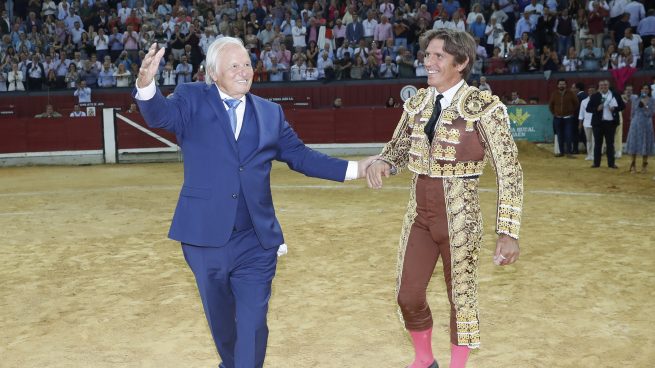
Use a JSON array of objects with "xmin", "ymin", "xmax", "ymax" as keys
[
  {"xmin": 215, "ymin": 43, "xmax": 253, "ymax": 99},
  {"xmin": 423, "ymin": 38, "xmax": 468, "ymax": 91}
]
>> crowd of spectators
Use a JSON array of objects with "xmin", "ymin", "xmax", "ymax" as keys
[{"xmin": 0, "ymin": 0, "xmax": 654, "ymax": 93}]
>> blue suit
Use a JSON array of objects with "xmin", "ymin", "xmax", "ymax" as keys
[{"xmin": 135, "ymin": 82, "xmax": 348, "ymax": 368}]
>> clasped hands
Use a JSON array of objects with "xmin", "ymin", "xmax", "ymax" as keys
[{"xmin": 355, "ymin": 156, "xmax": 392, "ymax": 189}]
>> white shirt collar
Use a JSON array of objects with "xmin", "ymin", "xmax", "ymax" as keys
[
  {"xmin": 434, "ymin": 79, "xmax": 465, "ymax": 107},
  {"xmin": 216, "ymin": 85, "xmax": 246, "ymax": 108}
]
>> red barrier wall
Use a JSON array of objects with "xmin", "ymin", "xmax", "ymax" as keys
[{"xmin": 0, "ymin": 117, "xmax": 103, "ymax": 154}]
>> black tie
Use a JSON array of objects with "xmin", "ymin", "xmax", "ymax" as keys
[{"xmin": 424, "ymin": 94, "xmax": 444, "ymax": 143}]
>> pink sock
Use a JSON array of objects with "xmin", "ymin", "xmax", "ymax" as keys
[
  {"xmin": 450, "ymin": 343, "xmax": 471, "ymax": 368},
  {"xmin": 408, "ymin": 328, "xmax": 435, "ymax": 368}
]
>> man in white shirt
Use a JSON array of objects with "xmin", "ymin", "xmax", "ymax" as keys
[
  {"xmin": 618, "ymin": 28, "xmax": 643, "ymax": 61},
  {"xmin": 578, "ymin": 86, "xmax": 597, "ymax": 160},
  {"xmin": 70, "ymin": 104, "xmax": 87, "ymax": 117},
  {"xmin": 624, "ymin": 0, "xmax": 645, "ymax": 28},
  {"xmin": 74, "ymin": 80, "xmax": 92, "ymax": 103},
  {"xmin": 117, "ymin": 0, "xmax": 132, "ymax": 25},
  {"xmin": 362, "ymin": 10, "xmax": 378, "ymax": 44}
]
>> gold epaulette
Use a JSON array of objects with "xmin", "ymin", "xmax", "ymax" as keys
[
  {"xmin": 403, "ymin": 87, "xmax": 433, "ymax": 116},
  {"xmin": 457, "ymin": 87, "xmax": 502, "ymax": 121}
]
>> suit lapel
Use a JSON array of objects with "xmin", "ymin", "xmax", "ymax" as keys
[
  {"xmin": 205, "ymin": 84, "xmax": 238, "ymax": 153},
  {"xmin": 242, "ymin": 94, "xmax": 271, "ymax": 165}
]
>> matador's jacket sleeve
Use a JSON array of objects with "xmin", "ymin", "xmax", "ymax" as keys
[
  {"xmin": 378, "ymin": 88, "xmax": 433, "ymax": 172},
  {"xmin": 473, "ymin": 93, "xmax": 524, "ymax": 239}
]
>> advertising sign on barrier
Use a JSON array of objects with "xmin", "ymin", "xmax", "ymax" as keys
[{"xmin": 506, "ymin": 105, "xmax": 554, "ymax": 142}]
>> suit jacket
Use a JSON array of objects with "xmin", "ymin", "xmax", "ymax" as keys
[
  {"xmin": 135, "ymin": 82, "xmax": 348, "ymax": 248},
  {"xmin": 346, "ymin": 21, "xmax": 364, "ymax": 43},
  {"xmin": 586, "ymin": 89, "xmax": 625, "ymax": 127}
]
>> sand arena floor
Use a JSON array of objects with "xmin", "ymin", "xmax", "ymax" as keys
[{"xmin": 1, "ymin": 142, "xmax": 653, "ymax": 368}]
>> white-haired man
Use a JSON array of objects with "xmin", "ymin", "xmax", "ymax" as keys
[{"xmin": 133, "ymin": 37, "xmax": 377, "ymax": 368}]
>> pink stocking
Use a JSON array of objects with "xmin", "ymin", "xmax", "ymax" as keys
[
  {"xmin": 450, "ymin": 344, "xmax": 471, "ymax": 368},
  {"xmin": 408, "ymin": 328, "xmax": 435, "ymax": 368}
]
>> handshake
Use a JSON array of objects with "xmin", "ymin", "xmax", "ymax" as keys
[{"xmin": 356, "ymin": 156, "xmax": 393, "ymax": 189}]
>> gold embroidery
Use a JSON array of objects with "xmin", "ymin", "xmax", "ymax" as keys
[
  {"xmin": 458, "ymin": 87, "xmax": 501, "ymax": 121},
  {"xmin": 435, "ymin": 126, "xmax": 461, "ymax": 144},
  {"xmin": 477, "ymin": 104, "xmax": 524, "ymax": 239},
  {"xmin": 444, "ymin": 177, "xmax": 483, "ymax": 348}
]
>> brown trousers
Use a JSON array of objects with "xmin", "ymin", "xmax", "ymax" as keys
[{"xmin": 397, "ymin": 174, "xmax": 480, "ymax": 345}]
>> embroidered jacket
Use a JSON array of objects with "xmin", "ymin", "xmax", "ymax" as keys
[{"xmin": 380, "ymin": 83, "xmax": 524, "ymax": 239}]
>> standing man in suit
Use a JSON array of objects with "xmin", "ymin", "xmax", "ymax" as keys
[
  {"xmin": 366, "ymin": 29, "xmax": 523, "ymax": 368},
  {"xmin": 134, "ymin": 37, "xmax": 376, "ymax": 368},
  {"xmin": 346, "ymin": 13, "xmax": 364, "ymax": 45},
  {"xmin": 586, "ymin": 80, "xmax": 624, "ymax": 168}
]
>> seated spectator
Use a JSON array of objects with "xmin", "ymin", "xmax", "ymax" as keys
[
  {"xmin": 580, "ymin": 38, "xmax": 604, "ymax": 71},
  {"xmin": 617, "ymin": 46, "xmax": 638, "ymax": 68},
  {"xmin": 541, "ymin": 46, "xmax": 560, "ymax": 71},
  {"xmin": 79, "ymin": 60, "xmax": 99, "ymax": 88},
  {"xmin": 333, "ymin": 97, "xmax": 343, "ymax": 108},
  {"xmin": 253, "ymin": 60, "xmax": 269, "ymax": 82},
  {"xmin": 363, "ymin": 55, "xmax": 379, "ymax": 79},
  {"xmin": 74, "ymin": 80, "xmax": 92, "ymax": 103},
  {"xmin": 160, "ymin": 62, "xmax": 176, "ymax": 86},
  {"xmin": 175, "ymin": 55, "xmax": 193, "ymax": 84},
  {"xmin": 618, "ymin": 28, "xmax": 643, "ymax": 64},
  {"xmin": 317, "ymin": 51, "xmax": 335, "ymax": 80},
  {"xmin": 508, "ymin": 91, "xmax": 527, "ymax": 104},
  {"xmin": 487, "ymin": 47, "xmax": 507, "ymax": 74},
  {"xmin": 414, "ymin": 50, "xmax": 427, "ymax": 77},
  {"xmin": 7, "ymin": 62, "xmax": 25, "ymax": 91},
  {"xmin": 304, "ymin": 60, "xmax": 319, "ymax": 80},
  {"xmin": 193, "ymin": 65, "xmax": 206, "ymax": 83},
  {"xmin": 34, "ymin": 104, "xmax": 62, "ymax": 118},
  {"xmin": 562, "ymin": 46, "xmax": 582, "ymax": 71},
  {"xmin": 289, "ymin": 56, "xmax": 307, "ymax": 81},
  {"xmin": 350, "ymin": 55, "xmax": 365, "ymax": 79},
  {"xmin": 396, "ymin": 47, "xmax": 415, "ymax": 78},
  {"xmin": 65, "ymin": 63, "xmax": 79, "ymax": 89},
  {"xmin": 602, "ymin": 43, "xmax": 620, "ymax": 70},
  {"xmin": 479, "ymin": 76, "xmax": 492, "ymax": 93},
  {"xmin": 385, "ymin": 96, "xmax": 400, "ymax": 108},
  {"xmin": 97, "ymin": 61, "xmax": 117, "ymax": 87},
  {"xmin": 643, "ymin": 37, "xmax": 655, "ymax": 68},
  {"xmin": 525, "ymin": 48, "xmax": 541, "ymax": 72},
  {"xmin": 266, "ymin": 56, "xmax": 286, "ymax": 82},
  {"xmin": 335, "ymin": 52, "xmax": 353, "ymax": 80},
  {"xmin": 506, "ymin": 48, "xmax": 526, "ymax": 73},
  {"xmin": 379, "ymin": 55, "xmax": 398, "ymax": 78},
  {"xmin": 114, "ymin": 63, "xmax": 131, "ymax": 87},
  {"xmin": 70, "ymin": 104, "xmax": 87, "ymax": 117}
]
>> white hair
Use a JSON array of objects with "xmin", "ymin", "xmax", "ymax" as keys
[{"xmin": 205, "ymin": 36, "xmax": 247, "ymax": 85}]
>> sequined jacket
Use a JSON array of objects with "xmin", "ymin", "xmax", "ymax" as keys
[{"xmin": 380, "ymin": 83, "xmax": 523, "ymax": 239}]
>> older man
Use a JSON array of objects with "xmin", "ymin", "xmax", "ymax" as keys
[{"xmin": 134, "ymin": 38, "xmax": 376, "ymax": 368}]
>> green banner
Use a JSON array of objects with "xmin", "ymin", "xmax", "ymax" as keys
[{"xmin": 507, "ymin": 105, "xmax": 554, "ymax": 142}]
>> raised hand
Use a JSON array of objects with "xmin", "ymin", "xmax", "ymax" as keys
[
  {"xmin": 366, "ymin": 159, "xmax": 391, "ymax": 189},
  {"xmin": 137, "ymin": 43, "xmax": 166, "ymax": 88}
]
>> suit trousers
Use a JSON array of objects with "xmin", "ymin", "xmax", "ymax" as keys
[
  {"xmin": 397, "ymin": 175, "xmax": 459, "ymax": 345},
  {"xmin": 593, "ymin": 121, "xmax": 617, "ymax": 167},
  {"xmin": 182, "ymin": 228, "xmax": 278, "ymax": 368}
]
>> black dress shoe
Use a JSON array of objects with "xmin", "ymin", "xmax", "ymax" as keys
[
  {"xmin": 590, "ymin": 165, "xmax": 600, "ymax": 168},
  {"xmin": 609, "ymin": 165, "xmax": 619, "ymax": 169}
]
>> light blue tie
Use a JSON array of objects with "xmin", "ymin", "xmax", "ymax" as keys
[{"xmin": 224, "ymin": 98, "xmax": 241, "ymax": 134}]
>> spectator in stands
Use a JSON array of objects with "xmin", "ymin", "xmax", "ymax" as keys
[
  {"xmin": 554, "ymin": 9, "xmax": 576, "ymax": 58},
  {"xmin": 109, "ymin": 26, "xmax": 124, "ymax": 61},
  {"xmin": 580, "ymin": 38, "xmax": 603, "ymax": 71},
  {"xmin": 160, "ymin": 61, "xmax": 176, "ymax": 86},
  {"xmin": 45, "ymin": 69, "xmax": 58, "ymax": 89},
  {"xmin": 26, "ymin": 54, "xmax": 45, "ymax": 90},
  {"xmin": 602, "ymin": 43, "xmax": 620, "ymax": 69},
  {"xmin": 485, "ymin": 17, "xmax": 504, "ymax": 56},
  {"xmin": 396, "ymin": 46, "xmax": 415, "ymax": 78},
  {"xmin": 385, "ymin": 96, "xmax": 399, "ymax": 108},
  {"xmin": 506, "ymin": 47, "xmax": 526, "ymax": 73},
  {"xmin": 175, "ymin": 55, "xmax": 193, "ymax": 85},
  {"xmin": 123, "ymin": 24, "xmax": 141, "ymax": 62},
  {"xmin": 479, "ymin": 76, "xmax": 492, "ymax": 93},
  {"xmin": 266, "ymin": 56, "xmax": 286, "ymax": 82},
  {"xmin": 562, "ymin": 47, "xmax": 582, "ymax": 71},
  {"xmin": 70, "ymin": 104, "xmax": 87, "ymax": 117},
  {"xmin": 643, "ymin": 38, "xmax": 655, "ymax": 68},
  {"xmin": 362, "ymin": 10, "xmax": 378, "ymax": 45},
  {"xmin": 98, "ymin": 60, "xmax": 116, "ymax": 87},
  {"xmin": 578, "ymin": 86, "xmax": 597, "ymax": 161},
  {"xmin": 304, "ymin": 60, "xmax": 319, "ymax": 80},
  {"xmin": 514, "ymin": 12, "xmax": 533, "ymax": 42},
  {"xmin": 346, "ymin": 13, "xmax": 364, "ymax": 45},
  {"xmin": 618, "ymin": 28, "xmax": 643, "ymax": 64},
  {"xmin": 114, "ymin": 62, "xmax": 132, "ymax": 87},
  {"xmin": 79, "ymin": 60, "xmax": 99, "ymax": 88},
  {"xmin": 611, "ymin": 13, "xmax": 632, "ymax": 45},
  {"xmin": 34, "ymin": 104, "xmax": 62, "ymax": 118},
  {"xmin": 414, "ymin": 50, "xmax": 427, "ymax": 77},
  {"xmin": 289, "ymin": 56, "xmax": 307, "ymax": 81},
  {"xmin": 508, "ymin": 91, "xmax": 527, "ymax": 104},
  {"xmin": 73, "ymin": 80, "xmax": 91, "ymax": 104},
  {"xmin": 542, "ymin": 46, "xmax": 561, "ymax": 72},
  {"xmin": 549, "ymin": 78, "xmax": 579, "ymax": 157},
  {"xmin": 335, "ymin": 51, "xmax": 353, "ymax": 80},
  {"xmin": 317, "ymin": 50, "xmax": 335, "ymax": 80},
  {"xmin": 7, "ymin": 62, "xmax": 25, "ymax": 91},
  {"xmin": 637, "ymin": 9, "xmax": 655, "ymax": 47},
  {"xmin": 625, "ymin": 0, "xmax": 646, "ymax": 29},
  {"xmin": 379, "ymin": 55, "xmax": 398, "ymax": 78}
]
